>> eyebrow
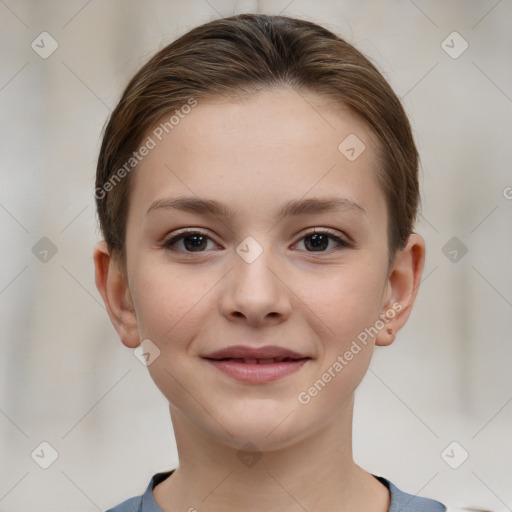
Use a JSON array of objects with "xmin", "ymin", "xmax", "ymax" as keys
[{"xmin": 146, "ymin": 195, "xmax": 366, "ymax": 220}]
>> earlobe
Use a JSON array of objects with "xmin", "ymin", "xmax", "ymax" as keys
[
  {"xmin": 375, "ymin": 234, "xmax": 426, "ymax": 347},
  {"xmin": 93, "ymin": 241, "xmax": 141, "ymax": 348}
]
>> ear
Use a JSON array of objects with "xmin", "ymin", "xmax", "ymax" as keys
[
  {"xmin": 93, "ymin": 240, "xmax": 140, "ymax": 348},
  {"xmin": 375, "ymin": 233, "xmax": 426, "ymax": 347}
]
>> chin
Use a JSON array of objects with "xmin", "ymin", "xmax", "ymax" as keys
[
  {"xmin": 203, "ymin": 400, "xmax": 314, "ymax": 451},
  {"xmin": 217, "ymin": 425, "xmax": 308, "ymax": 454}
]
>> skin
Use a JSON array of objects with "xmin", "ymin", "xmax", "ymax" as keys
[{"xmin": 94, "ymin": 88, "xmax": 425, "ymax": 512}]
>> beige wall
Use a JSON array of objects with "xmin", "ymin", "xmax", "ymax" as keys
[{"xmin": 1, "ymin": 0, "xmax": 511, "ymax": 510}]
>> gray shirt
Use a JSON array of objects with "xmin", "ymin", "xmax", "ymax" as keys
[{"xmin": 105, "ymin": 471, "xmax": 447, "ymax": 512}]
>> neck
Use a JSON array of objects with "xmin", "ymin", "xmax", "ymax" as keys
[{"xmin": 153, "ymin": 394, "xmax": 390, "ymax": 512}]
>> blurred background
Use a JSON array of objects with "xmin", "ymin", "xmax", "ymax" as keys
[{"xmin": 1, "ymin": 0, "xmax": 511, "ymax": 510}]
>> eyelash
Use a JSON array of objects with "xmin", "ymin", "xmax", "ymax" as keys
[{"xmin": 161, "ymin": 228, "xmax": 351, "ymax": 254}]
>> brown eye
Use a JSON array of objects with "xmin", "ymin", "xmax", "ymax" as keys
[
  {"xmin": 163, "ymin": 232, "xmax": 216, "ymax": 252},
  {"xmin": 295, "ymin": 230, "xmax": 350, "ymax": 252}
]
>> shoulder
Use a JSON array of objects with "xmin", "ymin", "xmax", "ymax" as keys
[
  {"xmin": 105, "ymin": 495, "xmax": 143, "ymax": 512},
  {"xmin": 383, "ymin": 479, "xmax": 493, "ymax": 512},
  {"xmin": 104, "ymin": 471, "xmax": 174, "ymax": 512},
  {"xmin": 376, "ymin": 476, "xmax": 446, "ymax": 512},
  {"xmin": 378, "ymin": 476, "xmax": 495, "ymax": 512}
]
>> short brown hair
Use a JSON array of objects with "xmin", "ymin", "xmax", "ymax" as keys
[{"xmin": 95, "ymin": 13, "xmax": 419, "ymax": 271}]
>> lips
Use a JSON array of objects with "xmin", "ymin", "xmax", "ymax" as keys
[
  {"xmin": 213, "ymin": 357, "xmax": 298, "ymax": 364},
  {"xmin": 203, "ymin": 345, "xmax": 310, "ymax": 362},
  {"xmin": 202, "ymin": 345, "xmax": 311, "ymax": 383}
]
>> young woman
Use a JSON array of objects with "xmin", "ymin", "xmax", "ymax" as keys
[{"xmin": 94, "ymin": 13, "xmax": 445, "ymax": 512}]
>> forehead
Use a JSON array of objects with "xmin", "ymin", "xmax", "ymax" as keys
[{"xmin": 129, "ymin": 88, "xmax": 386, "ymax": 228}]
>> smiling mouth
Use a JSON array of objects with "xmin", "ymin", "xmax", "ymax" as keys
[
  {"xmin": 203, "ymin": 354, "xmax": 311, "ymax": 383},
  {"xmin": 207, "ymin": 357, "xmax": 309, "ymax": 364}
]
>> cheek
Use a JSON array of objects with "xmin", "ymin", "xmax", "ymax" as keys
[
  {"xmin": 130, "ymin": 258, "xmax": 211, "ymax": 345},
  {"xmin": 130, "ymin": 262, "xmax": 214, "ymax": 411},
  {"xmin": 293, "ymin": 266, "xmax": 385, "ymax": 414},
  {"xmin": 302, "ymin": 262, "xmax": 386, "ymax": 347}
]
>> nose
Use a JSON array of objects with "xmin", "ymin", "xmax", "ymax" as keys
[{"xmin": 219, "ymin": 244, "xmax": 292, "ymax": 327}]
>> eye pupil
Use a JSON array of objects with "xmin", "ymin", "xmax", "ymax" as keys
[
  {"xmin": 184, "ymin": 235, "xmax": 207, "ymax": 251},
  {"xmin": 305, "ymin": 233, "xmax": 329, "ymax": 251}
]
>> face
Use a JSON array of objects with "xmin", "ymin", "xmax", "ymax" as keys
[{"xmin": 97, "ymin": 88, "xmax": 422, "ymax": 452}]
